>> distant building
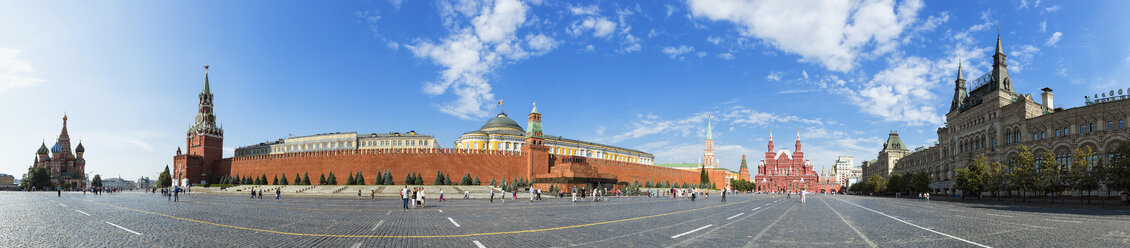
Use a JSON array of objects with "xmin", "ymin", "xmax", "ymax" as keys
[
  {"xmin": 754, "ymin": 130, "xmax": 840, "ymax": 193},
  {"xmin": 0, "ymin": 173, "xmax": 14, "ymax": 185},
  {"xmin": 30, "ymin": 115, "xmax": 88, "ymax": 189},
  {"xmin": 833, "ymin": 155, "xmax": 860, "ymax": 187},
  {"xmin": 101, "ymin": 177, "xmax": 136, "ymax": 189},
  {"xmin": 235, "ymin": 130, "xmax": 440, "ymax": 157},
  {"xmin": 137, "ymin": 176, "xmax": 153, "ymax": 189},
  {"xmin": 863, "ymin": 131, "xmax": 910, "ymax": 180},
  {"xmin": 454, "ymin": 104, "xmax": 654, "ymax": 165}
]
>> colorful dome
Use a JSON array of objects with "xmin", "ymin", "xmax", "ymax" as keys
[
  {"xmin": 50, "ymin": 142, "xmax": 63, "ymax": 153},
  {"xmin": 75, "ymin": 142, "xmax": 85, "ymax": 153},
  {"xmin": 37, "ymin": 142, "xmax": 49, "ymax": 154}
]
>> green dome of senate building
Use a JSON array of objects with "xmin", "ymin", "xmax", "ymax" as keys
[{"xmin": 480, "ymin": 112, "xmax": 525, "ymax": 132}]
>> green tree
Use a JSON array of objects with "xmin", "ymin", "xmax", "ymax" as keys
[
  {"xmin": 473, "ymin": 176, "xmax": 481, "ymax": 185},
  {"xmin": 356, "ymin": 171, "xmax": 365, "ymax": 185},
  {"xmin": 347, "ymin": 171, "xmax": 355, "ymax": 185},
  {"xmin": 319, "ymin": 173, "xmax": 327, "ymax": 185},
  {"xmin": 1069, "ymin": 146, "xmax": 1102, "ymax": 204},
  {"xmin": 280, "ymin": 174, "xmax": 289, "ymax": 185},
  {"xmin": 21, "ymin": 166, "xmax": 52, "ymax": 190},
  {"xmin": 912, "ymin": 172, "xmax": 931, "ymax": 194},
  {"xmin": 864, "ymin": 175, "xmax": 886, "ymax": 194},
  {"xmin": 461, "ymin": 173, "xmax": 473, "ymax": 185},
  {"xmin": 1010, "ymin": 145, "xmax": 1039, "ymax": 202},
  {"xmin": 384, "ymin": 170, "xmax": 394, "ymax": 185},
  {"xmin": 1037, "ymin": 149, "xmax": 1064, "ymax": 202},
  {"xmin": 261, "ymin": 175, "xmax": 268, "ymax": 185},
  {"xmin": 434, "ymin": 170, "xmax": 445, "ymax": 185},
  {"xmin": 985, "ymin": 161, "xmax": 1008, "ymax": 201},
  {"xmin": 699, "ymin": 165, "xmax": 710, "ymax": 185},
  {"xmin": 887, "ymin": 174, "xmax": 904, "ymax": 194},
  {"xmin": 91, "ymin": 174, "xmax": 103, "ymax": 188},
  {"xmin": 956, "ymin": 154, "xmax": 987, "ymax": 199},
  {"xmin": 1106, "ymin": 141, "xmax": 1130, "ymax": 204},
  {"xmin": 157, "ymin": 165, "xmax": 172, "ymax": 188},
  {"xmin": 302, "ymin": 172, "xmax": 311, "ymax": 185},
  {"xmin": 405, "ymin": 173, "xmax": 414, "ymax": 185},
  {"xmin": 273, "ymin": 175, "xmax": 279, "ymax": 185},
  {"xmin": 490, "ymin": 177, "xmax": 496, "ymax": 186},
  {"xmin": 444, "ymin": 172, "xmax": 453, "ymax": 185}
]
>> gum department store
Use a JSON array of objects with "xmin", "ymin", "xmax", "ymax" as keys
[{"xmin": 864, "ymin": 34, "xmax": 1130, "ymax": 196}]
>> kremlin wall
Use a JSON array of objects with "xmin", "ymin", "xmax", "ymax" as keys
[{"xmin": 174, "ymin": 66, "xmax": 718, "ymax": 190}]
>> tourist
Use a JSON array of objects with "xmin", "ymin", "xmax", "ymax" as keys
[
  {"xmin": 418, "ymin": 188, "xmax": 426, "ymax": 208},
  {"xmin": 464, "ymin": 190, "xmax": 470, "ymax": 199},
  {"xmin": 536, "ymin": 188, "xmax": 542, "ymax": 201},
  {"xmin": 258, "ymin": 189, "xmax": 263, "ymax": 199},
  {"xmin": 572, "ymin": 186, "xmax": 578, "ymax": 202},
  {"xmin": 800, "ymin": 189, "xmax": 806, "ymax": 203},
  {"xmin": 401, "ymin": 186, "xmax": 410, "ymax": 211},
  {"xmin": 410, "ymin": 188, "xmax": 417, "ymax": 208},
  {"xmin": 490, "ymin": 189, "xmax": 496, "ymax": 203},
  {"xmin": 371, "ymin": 190, "xmax": 376, "ymax": 201},
  {"xmin": 512, "ymin": 190, "xmax": 517, "ymax": 200},
  {"xmin": 787, "ymin": 191, "xmax": 791, "ymax": 199},
  {"xmin": 167, "ymin": 188, "xmax": 172, "ymax": 201},
  {"xmin": 439, "ymin": 189, "xmax": 445, "ymax": 202},
  {"xmin": 500, "ymin": 188, "xmax": 505, "ymax": 204},
  {"xmin": 358, "ymin": 189, "xmax": 362, "ymax": 200},
  {"xmin": 173, "ymin": 186, "xmax": 180, "ymax": 202},
  {"xmin": 529, "ymin": 187, "xmax": 535, "ymax": 202},
  {"xmin": 251, "ymin": 189, "xmax": 256, "ymax": 199},
  {"xmin": 721, "ymin": 188, "xmax": 727, "ymax": 202},
  {"xmin": 276, "ymin": 188, "xmax": 281, "ymax": 201}
]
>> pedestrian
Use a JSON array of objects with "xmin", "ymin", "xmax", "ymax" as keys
[
  {"xmin": 410, "ymin": 188, "xmax": 417, "ymax": 208},
  {"xmin": 371, "ymin": 190, "xmax": 376, "ymax": 201},
  {"xmin": 173, "ymin": 186, "xmax": 180, "ymax": 202},
  {"xmin": 529, "ymin": 187, "xmax": 535, "ymax": 202},
  {"xmin": 258, "ymin": 189, "xmax": 263, "ymax": 199},
  {"xmin": 537, "ymin": 188, "xmax": 542, "ymax": 201},
  {"xmin": 722, "ymin": 188, "xmax": 727, "ymax": 202},
  {"xmin": 418, "ymin": 188, "xmax": 426, "ymax": 208},
  {"xmin": 251, "ymin": 189, "xmax": 256, "ymax": 199},
  {"xmin": 439, "ymin": 189, "xmax": 445, "ymax": 202},
  {"xmin": 401, "ymin": 186, "xmax": 410, "ymax": 211},
  {"xmin": 572, "ymin": 186, "xmax": 578, "ymax": 202},
  {"xmin": 490, "ymin": 189, "xmax": 495, "ymax": 203},
  {"xmin": 275, "ymin": 188, "xmax": 281, "ymax": 201},
  {"xmin": 501, "ymin": 188, "xmax": 506, "ymax": 203},
  {"xmin": 358, "ymin": 189, "xmax": 362, "ymax": 200},
  {"xmin": 787, "ymin": 191, "xmax": 791, "ymax": 199},
  {"xmin": 464, "ymin": 190, "xmax": 470, "ymax": 200},
  {"xmin": 800, "ymin": 189, "xmax": 806, "ymax": 203},
  {"xmin": 167, "ymin": 188, "xmax": 172, "ymax": 202}
]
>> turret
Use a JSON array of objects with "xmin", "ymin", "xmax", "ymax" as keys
[
  {"xmin": 767, "ymin": 128, "xmax": 774, "ymax": 152},
  {"xmin": 990, "ymin": 32, "xmax": 1014, "ymax": 92},
  {"xmin": 950, "ymin": 62, "xmax": 967, "ymax": 111},
  {"xmin": 526, "ymin": 102, "xmax": 542, "ymax": 138},
  {"xmin": 794, "ymin": 128, "xmax": 802, "ymax": 152}
]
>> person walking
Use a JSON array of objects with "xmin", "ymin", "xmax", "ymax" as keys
[
  {"xmin": 439, "ymin": 189, "xmax": 445, "ymax": 202},
  {"xmin": 490, "ymin": 189, "xmax": 495, "ymax": 203},
  {"xmin": 572, "ymin": 186, "xmax": 578, "ymax": 202},
  {"xmin": 721, "ymin": 188, "xmax": 727, "ymax": 202},
  {"xmin": 500, "ymin": 189, "xmax": 506, "ymax": 204},
  {"xmin": 167, "ymin": 188, "xmax": 172, "ymax": 202},
  {"xmin": 251, "ymin": 189, "xmax": 256, "ymax": 199},
  {"xmin": 173, "ymin": 186, "xmax": 180, "ymax": 202},
  {"xmin": 401, "ymin": 186, "xmax": 410, "ymax": 211},
  {"xmin": 529, "ymin": 187, "xmax": 535, "ymax": 202},
  {"xmin": 275, "ymin": 188, "xmax": 281, "ymax": 201},
  {"xmin": 358, "ymin": 189, "xmax": 362, "ymax": 200},
  {"xmin": 536, "ymin": 188, "xmax": 542, "ymax": 201},
  {"xmin": 464, "ymin": 190, "xmax": 470, "ymax": 200},
  {"xmin": 418, "ymin": 188, "xmax": 426, "ymax": 208},
  {"xmin": 371, "ymin": 190, "xmax": 376, "ymax": 201},
  {"xmin": 258, "ymin": 189, "xmax": 263, "ymax": 199}
]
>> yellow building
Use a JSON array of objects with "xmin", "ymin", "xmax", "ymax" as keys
[
  {"xmin": 235, "ymin": 131, "xmax": 439, "ymax": 157},
  {"xmin": 454, "ymin": 106, "xmax": 654, "ymax": 165}
]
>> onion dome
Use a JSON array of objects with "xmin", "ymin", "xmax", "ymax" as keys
[
  {"xmin": 37, "ymin": 142, "xmax": 49, "ymax": 154},
  {"xmin": 480, "ymin": 112, "xmax": 525, "ymax": 131},
  {"xmin": 66, "ymin": 153, "xmax": 76, "ymax": 161},
  {"xmin": 75, "ymin": 142, "xmax": 85, "ymax": 153},
  {"xmin": 50, "ymin": 142, "xmax": 63, "ymax": 153}
]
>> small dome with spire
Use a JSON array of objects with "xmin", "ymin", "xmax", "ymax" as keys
[
  {"xmin": 37, "ymin": 142, "xmax": 49, "ymax": 154},
  {"xmin": 50, "ymin": 142, "xmax": 63, "ymax": 153},
  {"xmin": 75, "ymin": 142, "xmax": 85, "ymax": 153}
]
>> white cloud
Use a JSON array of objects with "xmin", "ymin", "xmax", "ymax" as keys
[
  {"xmin": 696, "ymin": 51, "xmax": 707, "ymax": 57},
  {"xmin": 686, "ymin": 0, "xmax": 924, "ymax": 72},
  {"xmin": 0, "ymin": 48, "xmax": 45, "ymax": 94},
  {"xmin": 407, "ymin": 0, "xmax": 556, "ymax": 120},
  {"xmin": 1009, "ymin": 44, "xmax": 1040, "ymax": 72},
  {"xmin": 568, "ymin": 4, "xmax": 600, "ymax": 15},
  {"xmin": 1039, "ymin": 21, "xmax": 1046, "ymax": 32},
  {"xmin": 802, "ymin": 70, "xmax": 809, "ymax": 79},
  {"xmin": 665, "ymin": 4, "xmax": 677, "ymax": 18},
  {"xmin": 584, "ymin": 44, "xmax": 596, "ymax": 52},
  {"xmin": 355, "ymin": 10, "xmax": 382, "ymax": 35},
  {"xmin": 838, "ymin": 55, "xmax": 961, "ymax": 126},
  {"xmin": 661, "ymin": 45, "xmax": 695, "ymax": 60},
  {"xmin": 1045, "ymin": 31, "xmax": 1062, "ymax": 46},
  {"xmin": 718, "ymin": 53, "xmax": 734, "ymax": 60},
  {"xmin": 568, "ymin": 17, "xmax": 617, "ymax": 38},
  {"xmin": 1018, "ymin": 0, "xmax": 1030, "ymax": 9},
  {"xmin": 706, "ymin": 35, "xmax": 722, "ymax": 45},
  {"xmin": 765, "ymin": 71, "xmax": 784, "ymax": 82},
  {"xmin": 389, "ymin": 0, "xmax": 405, "ymax": 10},
  {"xmin": 1044, "ymin": 5, "xmax": 1061, "ymax": 13}
]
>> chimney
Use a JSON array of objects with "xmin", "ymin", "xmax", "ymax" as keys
[{"xmin": 1040, "ymin": 87, "xmax": 1054, "ymax": 110}]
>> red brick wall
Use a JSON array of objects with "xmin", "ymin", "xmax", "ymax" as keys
[{"xmin": 224, "ymin": 148, "xmax": 700, "ymax": 186}]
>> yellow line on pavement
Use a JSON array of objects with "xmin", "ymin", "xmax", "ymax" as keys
[{"xmin": 86, "ymin": 198, "xmax": 755, "ymax": 238}]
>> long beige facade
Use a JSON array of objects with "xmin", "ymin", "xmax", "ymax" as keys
[{"xmin": 875, "ymin": 34, "xmax": 1130, "ymax": 195}]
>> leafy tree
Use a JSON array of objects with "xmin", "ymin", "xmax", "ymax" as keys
[
  {"xmin": 157, "ymin": 165, "xmax": 172, "ymax": 188},
  {"xmin": 985, "ymin": 161, "xmax": 1008, "ymax": 201},
  {"xmin": 327, "ymin": 172, "xmax": 337, "ymax": 185},
  {"xmin": 1009, "ymin": 145, "xmax": 1039, "ymax": 202},
  {"xmin": 280, "ymin": 174, "xmax": 289, "ymax": 185},
  {"xmin": 473, "ymin": 176, "xmax": 481, "ymax": 185},
  {"xmin": 864, "ymin": 175, "xmax": 886, "ymax": 194},
  {"xmin": 955, "ymin": 154, "xmax": 987, "ymax": 199},
  {"xmin": 434, "ymin": 170, "xmax": 445, "ymax": 185},
  {"xmin": 1069, "ymin": 146, "xmax": 1102, "ymax": 204},
  {"xmin": 91, "ymin": 174, "xmax": 103, "ymax": 188},
  {"xmin": 912, "ymin": 172, "xmax": 931, "ymax": 194},
  {"xmin": 444, "ymin": 172, "xmax": 453, "ymax": 185},
  {"xmin": 21, "ymin": 166, "xmax": 51, "ymax": 190},
  {"xmin": 887, "ymin": 174, "xmax": 904, "ymax": 194},
  {"xmin": 302, "ymin": 172, "xmax": 311, "ymax": 185},
  {"xmin": 356, "ymin": 171, "xmax": 365, "ymax": 185},
  {"xmin": 1106, "ymin": 141, "xmax": 1130, "ymax": 204},
  {"xmin": 1037, "ymin": 149, "xmax": 1064, "ymax": 202},
  {"xmin": 730, "ymin": 178, "xmax": 755, "ymax": 192}
]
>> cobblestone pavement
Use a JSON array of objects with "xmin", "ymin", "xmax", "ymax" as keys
[{"xmin": 2, "ymin": 191, "xmax": 1129, "ymax": 247}]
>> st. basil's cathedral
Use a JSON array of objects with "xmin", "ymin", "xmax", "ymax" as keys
[{"xmin": 31, "ymin": 115, "xmax": 87, "ymax": 189}]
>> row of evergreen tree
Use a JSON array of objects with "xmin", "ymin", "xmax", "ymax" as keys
[{"xmin": 214, "ymin": 170, "xmax": 486, "ymax": 186}]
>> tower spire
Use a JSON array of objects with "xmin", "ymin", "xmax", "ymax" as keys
[
  {"xmin": 202, "ymin": 65, "xmax": 211, "ymax": 95},
  {"xmin": 706, "ymin": 116, "xmax": 713, "ymax": 140}
]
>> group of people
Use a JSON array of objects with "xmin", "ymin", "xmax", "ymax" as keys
[
  {"xmin": 785, "ymin": 190, "xmax": 808, "ymax": 203},
  {"xmin": 918, "ymin": 192, "xmax": 930, "ymax": 201},
  {"xmin": 248, "ymin": 188, "xmax": 281, "ymax": 201},
  {"xmin": 400, "ymin": 186, "xmax": 427, "ymax": 210}
]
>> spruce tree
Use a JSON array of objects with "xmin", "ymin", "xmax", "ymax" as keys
[
  {"xmin": 328, "ymin": 172, "xmax": 337, "ymax": 185},
  {"xmin": 273, "ymin": 175, "xmax": 279, "ymax": 185},
  {"xmin": 319, "ymin": 173, "xmax": 327, "ymax": 185},
  {"xmin": 405, "ymin": 173, "xmax": 413, "ymax": 185},
  {"xmin": 444, "ymin": 173, "xmax": 453, "ymax": 185},
  {"xmin": 490, "ymin": 177, "xmax": 496, "ymax": 186},
  {"xmin": 347, "ymin": 172, "xmax": 355, "ymax": 185},
  {"xmin": 280, "ymin": 174, "xmax": 289, "ymax": 185},
  {"xmin": 261, "ymin": 175, "xmax": 268, "ymax": 185},
  {"xmin": 473, "ymin": 176, "xmax": 481, "ymax": 185},
  {"xmin": 302, "ymin": 172, "xmax": 311, "ymax": 185},
  {"xmin": 461, "ymin": 173, "xmax": 473, "ymax": 185},
  {"xmin": 434, "ymin": 170, "xmax": 445, "ymax": 185},
  {"xmin": 384, "ymin": 170, "xmax": 393, "ymax": 185},
  {"xmin": 356, "ymin": 171, "xmax": 365, "ymax": 185}
]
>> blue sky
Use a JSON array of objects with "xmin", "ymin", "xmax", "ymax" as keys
[{"xmin": 2, "ymin": 0, "xmax": 1129, "ymax": 181}]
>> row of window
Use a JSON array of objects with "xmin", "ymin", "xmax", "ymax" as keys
[{"xmin": 1006, "ymin": 120, "xmax": 1126, "ymax": 144}]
